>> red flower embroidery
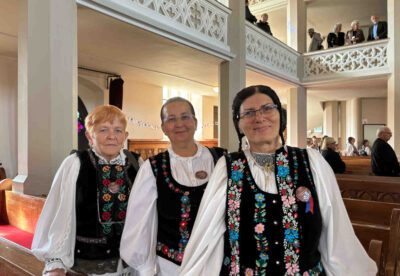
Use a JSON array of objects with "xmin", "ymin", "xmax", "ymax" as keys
[
  {"xmin": 115, "ymin": 178, "xmax": 124, "ymax": 185},
  {"xmin": 118, "ymin": 211, "xmax": 126, "ymax": 220},
  {"xmin": 102, "ymin": 179, "xmax": 111, "ymax": 186},
  {"xmin": 102, "ymin": 212, "xmax": 111, "ymax": 221}
]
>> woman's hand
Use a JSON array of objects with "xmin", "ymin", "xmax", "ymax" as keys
[{"xmin": 45, "ymin": 268, "xmax": 66, "ymax": 276}]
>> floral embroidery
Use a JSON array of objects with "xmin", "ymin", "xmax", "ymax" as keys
[
  {"xmin": 254, "ymin": 223, "xmax": 265, "ymax": 234},
  {"xmin": 97, "ymin": 163, "xmax": 130, "ymax": 235},
  {"xmin": 151, "ymin": 152, "xmax": 194, "ymax": 264},
  {"xmin": 226, "ymin": 158, "xmax": 245, "ymax": 275},
  {"xmin": 102, "ymin": 193, "xmax": 111, "ymax": 202},
  {"xmin": 244, "ymin": 268, "xmax": 254, "ymax": 276},
  {"xmin": 276, "ymin": 150, "xmax": 300, "ymax": 276},
  {"xmin": 253, "ymin": 189, "xmax": 269, "ymax": 272}
]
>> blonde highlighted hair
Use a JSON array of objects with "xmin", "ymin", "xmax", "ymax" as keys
[{"xmin": 85, "ymin": 105, "xmax": 127, "ymax": 133}]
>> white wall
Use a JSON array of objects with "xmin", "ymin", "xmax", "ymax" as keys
[
  {"xmin": 307, "ymin": 95, "xmax": 323, "ymax": 137},
  {"xmin": 202, "ymin": 95, "xmax": 218, "ymax": 139},
  {"xmin": 361, "ymin": 98, "xmax": 387, "ymax": 124},
  {"xmin": 0, "ymin": 56, "xmax": 17, "ymax": 178},
  {"xmin": 123, "ymin": 80, "xmax": 164, "ymax": 140}
]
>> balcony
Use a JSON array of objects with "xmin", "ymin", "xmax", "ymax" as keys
[
  {"xmin": 77, "ymin": 0, "xmax": 232, "ymax": 59},
  {"xmin": 302, "ymin": 39, "xmax": 389, "ymax": 84},
  {"xmin": 245, "ymin": 22, "xmax": 300, "ymax": 83}
]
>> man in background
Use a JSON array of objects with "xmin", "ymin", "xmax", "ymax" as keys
[
  {"xmin": 257, "ymin": 13, "xmax": 273, "ymax": 36},
  {"xmin": 371, "ymin": 126, "xmax": 400, "ymax": 176},
  {"xmin": 368, "ymin": 15, "xmax": 387, "ymax": 41}
]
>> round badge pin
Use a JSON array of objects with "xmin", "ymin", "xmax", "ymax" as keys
[{"xmin": 195, "ymin": 170, "xmax": 208, "ymax": 180}]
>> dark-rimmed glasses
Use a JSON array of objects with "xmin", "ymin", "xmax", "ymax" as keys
[{"xmin": 239, "ymin": 103, "xmax": 278, "ymax": 120}]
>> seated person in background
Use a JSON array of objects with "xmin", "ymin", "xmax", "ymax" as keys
[
  {"xmin": 120, "ymin": 97, "xmax": 226, "ymax": 275},
  {"xmin": 256, "ymin": 13, "xmax": 273, "ymax": 36},
  {"xmin": 321, "ymin": 137, "xmax": 346, "ymax": 174},
  {"xmin": 371, "ymin": 126, "xmax": 400, "ymax": 176},
  {"xmin": 308, "ymin": 28, "xmax": 324, "ymax": 52},
  {"xmin": 306, "ymin": 138, "xmax": 313, "ymax": 149},
  {"xmin": 327, "ymin": 23, "xmax": 345, "ymax": 48},
  {"xmin": 345, "ymin": 136, "xmax": 360, "ymax": 156},
  {"xmin": 245, "ymin": 0, "xmax": 257, "ymax": 24},
  {"xmin": 311, "ymin": 135, "xmax": 320, "ymax": 151},
  {"xmin": 345, "ymin": 20, "xmax": 365, "ymax": 45},
  {"xmin": 359, "ymin": 139, "xmax": 372, "ymax": 156},
  {"xmin": 367, "ymin": 15, "xmax": 387, "ymax": 41},
  {"xmin": 32, "ymin": 105, "xmax": 141, "ymax": 275}
]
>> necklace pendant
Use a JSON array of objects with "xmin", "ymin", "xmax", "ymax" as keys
[{"xmin": 264, "ymin": 163, "xmax": 274, "ymax": 174}]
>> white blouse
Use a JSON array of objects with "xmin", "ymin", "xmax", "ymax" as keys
[
  {"xmin": 31, "ymin": 150, "xmax": 143, "ymax": 275},
  {"xmin": 179, "ymin": 148, "xmax": 377, "ymax": 276},
  {"xmin": 120, "ymin": 143, "xmax": 217, "ymax": 276}
]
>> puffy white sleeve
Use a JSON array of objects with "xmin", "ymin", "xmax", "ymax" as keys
[
  {"xmin": 307, "ymin": 149, "xmax": 377, "ymax": 276},
  {"xmin": 120, "ymin": 160, "xmax": 159, "ymax": 276},
  {"xmin": 179, "ymin": 157, "xmax": 228, "ymax": 276},
  {"xmin": 31, "ymin": 154, "xmax": 81, "ymax": 272}
]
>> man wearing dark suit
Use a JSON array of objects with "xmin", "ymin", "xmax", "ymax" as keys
[
  {"xmin": 371, "ymin": 126, "xmax": 400, "ymax": 176},
  {"xmin": 367, "ymin": 15, "xmax": 387, "ymax": 41}
]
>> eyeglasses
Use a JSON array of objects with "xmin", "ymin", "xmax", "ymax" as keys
[
  {"xmin": 163, "ymin": 113, "xmax": 195, "ymax": 125},
  {"xmin": 238, "ymin": 103, "xmax": 278, "ymax": 120}
]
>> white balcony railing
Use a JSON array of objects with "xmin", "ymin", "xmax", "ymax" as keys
[
  {"xmin": 303, "ymin": 39, "xmax": 389, "ymax": 82},
  {"xmin": 79, "ymin": 0, "xmax": 231, "ymax": 58},
  {"xmin": 245, "ymin": 22, "xmax": 300, "ymax": 83}
]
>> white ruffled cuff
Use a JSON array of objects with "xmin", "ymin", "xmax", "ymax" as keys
[{"xmin": 43, "ymin": 258, "xmax": 67, "ymax": 275}]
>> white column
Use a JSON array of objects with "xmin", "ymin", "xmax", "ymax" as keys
[
  {"xmin": 14, "ymin": 0, "xmax": 77, "ymax": 195},
  {"xmin": 387, "ymin": 0, "xmax": 400, "ymax": 155},
  {"xmin": 219, "ymin": 0, "xmax": 246, "ymax": 151},
  {"xmin": 322, "ymin": 101, "xmax": 339, "ymax": 139},
  {"xmin": 339, "ymin": 101, "xmax": 347, "ymax": 150},
  {"xmin": 346, "ymin": 98, "xmax": 362, "ymax": 147},
  {"xmin": 287, "ymin": 0, "xmax": 306, "ymax": 53},
  {"xmin": 287, "ymin": 86, "xmax": 307, "ymax": 147}
]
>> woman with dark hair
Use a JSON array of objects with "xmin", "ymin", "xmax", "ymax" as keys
[{"xmin": 179, "ymin": 86, "xmax": 376, "ymax": 275}]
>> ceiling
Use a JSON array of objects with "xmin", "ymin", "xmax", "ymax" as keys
[{"xmin": 0, "ymin": 0, "xmax": 388, "ymax": 101}]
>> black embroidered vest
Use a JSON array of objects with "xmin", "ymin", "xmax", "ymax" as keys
[
  {"xmin": 221, "ymin": 147, "xmax": 324, "ymax": 276},
  {"xmin": 74, "ymin": 150, "xmax": 139, "ymax": 260},
  {"xmin": 150, "ymin": 147, "xmax": 225, "ymax": 265}
]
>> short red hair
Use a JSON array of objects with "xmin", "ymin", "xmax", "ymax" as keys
[{"xmin": 85, "ymin": 105, "xmax": 127, "ymax": 134}]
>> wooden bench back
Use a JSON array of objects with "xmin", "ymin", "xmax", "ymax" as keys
[
  {"xmin": 3, "ymin": 191, "xmax": 45, "ymax": 233},
  {"xmin": 337, "ymin": 174, "xmax": 400, "ymax": 203},
  {"xmin": 128, "ymin": 139, "xmax": 218, "ymax": 160},
  {"xmin": 0, "ymin": 238, "xmax": 44, "ymax": 275},
  {"xmin": 343, "ymin": 198, "xmax": 400, "ymax": 275},
  {"xmin": 343, "ymin": 198, "xmax": 400, "ymax": 226},
  {"xmin": 341, "ymin": 156, "xmax": 372, "ymax": 175}
]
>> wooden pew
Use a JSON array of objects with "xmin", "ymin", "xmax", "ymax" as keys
[
  {"xmin": 343, "ymin": 198, "xmax": 400, "ymax": 275},
  {"xmin": 336, "ymin": 174, "xmax": 400, "ymax": 203},
  {"xmin": 0, "ymin": 189, "xmax": 45, "ymax": 275},
  {"xmin": 341, "ymin": 156, "xmax": 372, "ymax": 175},
  {"xmin": 128, "ymin": 139, "xmax": 218, "ymax": 160},
  {"xmin": 0, "ymin": 238, "xmax": 44, "ymax": 275}
]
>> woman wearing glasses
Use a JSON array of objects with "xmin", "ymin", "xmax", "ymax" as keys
[
  {"xmin": 179, "ymin": 86, "xmax": 376, "ymax": 275},
  {"xmin": 120, "ymin": 97, "xmax": 225, "ymax": 275}
]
